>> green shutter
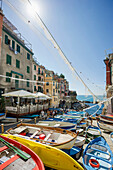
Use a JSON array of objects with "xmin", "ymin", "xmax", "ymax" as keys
[
  {"xmin": 5, "ymin": 35, "xmax": 8, "ymax": 44},
  {"xmin": 17, "ymin": 44, "xmax": 20, "ymax": 53},
  {"xmin": 27, "ymin": 53, "xmax": 30, "ymax": 60},
  {"xmin": 34, "ymin": 75, "xmax": 36, "ymax": 80},
  {"xmin": 34, "ymin": 65, "xmax": 36, "ymax": 70},
  {"xmin": 27, "ymin": 79, "xmax": 29, "ymax": 87},
  {"xmin": 6, "ymin": 72, "xmax": 11, "ymax": 82},
  {"xmin": 16, "ymin": 59, "xmax": 20, "ymax": 68},
  {"xmin": 6, "ymin": 54, "xmax": 11, "ymax": 65},
  {"xmin": 34, "ymin": 86, "xmax": 36, "ymax": 91},
  {"xmin": 12, "ymin": 40, "xmax": 15, "ymax": 50},
  {"xmin": 27, "ymin": 66, "xmax": 30, "ymax": 73}
]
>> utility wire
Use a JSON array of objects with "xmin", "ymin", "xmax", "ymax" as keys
[{"xmin": 27, "ymin": 0, "xmax": 100, "ymax": 103}]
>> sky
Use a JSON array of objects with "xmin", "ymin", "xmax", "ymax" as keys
[{"xmin": 2, "ymin": 0, "xmax": 113, "ymax": 96}]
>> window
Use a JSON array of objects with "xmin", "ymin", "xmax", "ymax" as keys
[
  {"xmin": 42, "ymin": 70, "xmax": 43, "ymax": 75},
  {"xmin": 6, "ymin": 72, "xmax": 11, "ymax": 82},
  {"xmin": 15, "ymin": 75, "xmax": 19, "ymax": 88},
  {"xmin": 38, "ymin": 68, "xmax": 40, "ymax": 74},
  {"xmin": 56, "ymin": 89, "xmax": 57, "ymax": 93},
  {"xmin": 53, "ymin": 89, "xmax": 55, "ymax": 96},
  {"xmin": 38, "ymin": 86, "xmax": 41, "ymax": 92},
  {"xmin": 12, "ymin": 40, "xmax": 15, "ymax": 50},
  {"xmin": 16, "ymin": 59, "xmax": 20, "ymax": 68},
  {"xmin": 27, "ymin": 66, "xmax": 30, "ymax": 73},
  {"xmin": 27, "ymin": 53, "xmax": 30, "ymax": 60},
  {"xmin": 5, "ymin": 35, "xmax": 8, "ymax": 44},
  {"xmin": 27, "ymin": 79, "xmax": 29, "ymax": 87},
  {"xmin": 34, "ymin": 75, "xmax": 36, "ymax": 80},
  {"xmin": 38, "ymin": 76, "xmax": 41, "ymax": 81},
  {"xmin": 34, "ymin": 65, "xmax": 36, "ymax": 70},
  {"xmin": 46, "ymin": 82, "xmax": 49, "ymax": 85},
  {"xmin": 16, "ymin": 44, "xmax": 20, "ymax": 53},
  {"xmin": 53, "ymin": 82, "xmax": 55, "ymax": 86},
  {"xmin": 6, "ymin": 54, "xmax": 11, "ymax": 65},
  {"xmin": 8, "ymin": 39, "xmax": 10, "ymax": 45},
  {"xmin": 46, "ymin": 89, "xmax": 49, "ymax": 93},
  {"xmin": 34, "ymin": 86, "xmax": 36, "ymax": 91}
]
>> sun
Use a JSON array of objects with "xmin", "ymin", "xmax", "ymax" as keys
[{"xmin": 26, "ymin": 0, "xmax": 42, "ymax": 18}]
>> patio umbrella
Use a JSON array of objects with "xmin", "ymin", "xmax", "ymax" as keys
[
  {"xmin": 2, "ymin": 90, "xmax": 36, "ymax": 121},
  {"xmin": 34, "ymin": 92, "xmax": 51, "ymax": 100},
  {"xmin": 2, "ymin": 90, "xmax": 35, "ymax": 98}
]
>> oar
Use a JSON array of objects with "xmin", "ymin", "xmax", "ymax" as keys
[{"xmin": 0, "ymin": 137, "xmax": 31, "ymax": 160}]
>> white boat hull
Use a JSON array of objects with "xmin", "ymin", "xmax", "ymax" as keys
[
  {"xmin": 99, "ymin": 121, "xmax": 113, "ymax": 132},
  {"xmin": 74, "ymin": 136, "xmax": 85, "ymax": 147}
]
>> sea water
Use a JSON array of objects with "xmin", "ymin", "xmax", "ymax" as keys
[
  {"xmin": 76, "ymin": 95, "xmax": 105, "ymax": 116},
  {"xmin": 76, "ymin": 95, "xmax": 105, "ymax": 102}
]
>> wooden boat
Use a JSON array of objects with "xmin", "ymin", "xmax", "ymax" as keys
[
  {"xmin": 62, "ymin": 146, "xmax": 83, "ymax": 161},
  {"xmin": 98, "ymin": 121, "xmax": 113, "ymax": 132},
  {"xmin": 86, "ymin": 126, "xmax": 101, "ymax": 139},
  {"xmin": 99, "ymin": 115, "xmax": 113, "ymax": 124},
  {"xmin": 110, "ymin": 132, "xmax": 113, "ymax": 143},
  {"xmin": 0, "ymin": 117, "xmax": 32, "ymax": 123},
  {"xmin": 74, "ymin": 136, "xmax": 86, "ymax": 147},
  {"xmin": 6, "ymin": 123, "xmax": 77, "ymax": 149},
  {"xmin": 2, "ymin": 134, "xmax": 84, "ymax": 170},
  {"xmin": 0, "ymin": 135, "xmax": 44, "ymax": 170},
  {"xmin": 36, "ymin": 120, "xmax": 76, "ymax": 130},
  {"xmin": 0, "ymin": 113, "xmax": 6, "ymax": 120},
  {"xmin": 83, "ymin": 136, "xmax": 113, "ymax": 170}
]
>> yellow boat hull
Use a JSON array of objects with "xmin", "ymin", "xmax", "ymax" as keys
[{"xmin": 2, "ymin": 134, "xmax": 83, "ymax": 170}]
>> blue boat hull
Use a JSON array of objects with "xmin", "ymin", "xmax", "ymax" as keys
[{"xmin": 83, "ymin": 137, "xmax": 113, "ymax": 170}]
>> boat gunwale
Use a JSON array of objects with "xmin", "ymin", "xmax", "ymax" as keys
[{"xmin": 6, "ymin": 123, "xmax": 78, "ymax": 148}]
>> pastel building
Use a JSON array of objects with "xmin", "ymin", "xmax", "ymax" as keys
[
  {"xmin": 0, "ymin": 10, "xmax": 34, "ymax": 96},
  {"xmin": 32, "ymin": 59, "xmax": 45, "ymax": 93},
  {"xmin": 44, "ymin": 70, "xmax": 59, "ymax": 107}
]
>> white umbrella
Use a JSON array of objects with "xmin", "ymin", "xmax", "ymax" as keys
[
  {"xmin": 34, "ymin": 92, "xmax": 51, "ymax": 100},
  {"xmin": 2, "ymin": 90, "xmax": 35, "ymax": 97}
]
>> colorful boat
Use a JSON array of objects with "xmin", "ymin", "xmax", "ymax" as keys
[
  {"xmin": 74, "ymin": 136, "xmax": 86, "ymax": 147},
  {"xmin": 98, "ymin": 121, "xmax": 113, "ymax": 132},
  {"xmin": 6, "ymin": 123, "xmax": 77, "ymax": 149},
  {"xmin": 83, "ymin": 136, "xmax": 113, "ymax": 170},
  {"xmin": 36, "ymin": 120, "xmax": 76, "ymax": 130},
  {"xmin": 2, "ymin": 134, "xmax": 84, "ymax": 170},
  {"xmin": 62, "ymin": 146, "xmax": 83, "ymax": 160},
  {"xmin": 0, "ymin": 135, "xmax": 44, "ymax": 170},
  {"xmin": 0, "ymin": 113, "xmax": 6, "ymax": 120},
  {"xmin": 86, "ymin": 125, "xmax": 101, "ymax": 139},
  {"xmin": 100, "ymin": 114, "xmax": 113, "ymax": 124}
]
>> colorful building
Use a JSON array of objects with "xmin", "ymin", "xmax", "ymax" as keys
[
  {"xmin": 44, "ymin": 70, "xmax": 59, "ymax": 107},
  {"xmin": 0, "ymin": 10, "xmax": 34, "ymax": 96}
]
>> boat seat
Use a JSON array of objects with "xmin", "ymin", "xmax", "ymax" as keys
[
  {"xmin": 10, "ymin": 126, "xmax": 27, "ymax": 134},
  {"xmin": 30, "ymin": 130, "xmax": 40, "ymax": 138},
  {"xmin": 44, "ymin": 132, "xmax": 53, "ymax": 141},
  {"xmin": 91, "ymin": 144, "xmax": 107, "ymax": 152},
  {"xmin": 85, "ymin": 152, "xmax": 110, "ymax": 164},
  {"xmin": 89, "ymin": 147, "xmax": 110, "ymax": 159}
]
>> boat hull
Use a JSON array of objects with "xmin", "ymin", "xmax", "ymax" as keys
[
  {"xmin": 2, "ymin": 134, "xmax": 84, "ymax": 170},
  {"xmin": 6, "ymin": 123, "xmax": 77, "ymax": 150},
  {"xmin": 83, "ymin": 137, "xmax": 113, "ymax": 170},
  {"xmin": 0, "ymin": 135, "xmax": 44, "ymax": 170},
  {"xmin": 98, "ymin": 121, "xmax": 113, "ymax": 132}
]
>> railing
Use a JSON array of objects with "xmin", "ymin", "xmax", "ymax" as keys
[{"xmin": 5, "ymin": 103, "xmax": 49, "ymax": 114}]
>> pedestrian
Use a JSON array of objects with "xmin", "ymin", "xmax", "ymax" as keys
[{"xmin": 41, "ymin": 110, "xmax": 44, "ymax": 119}]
